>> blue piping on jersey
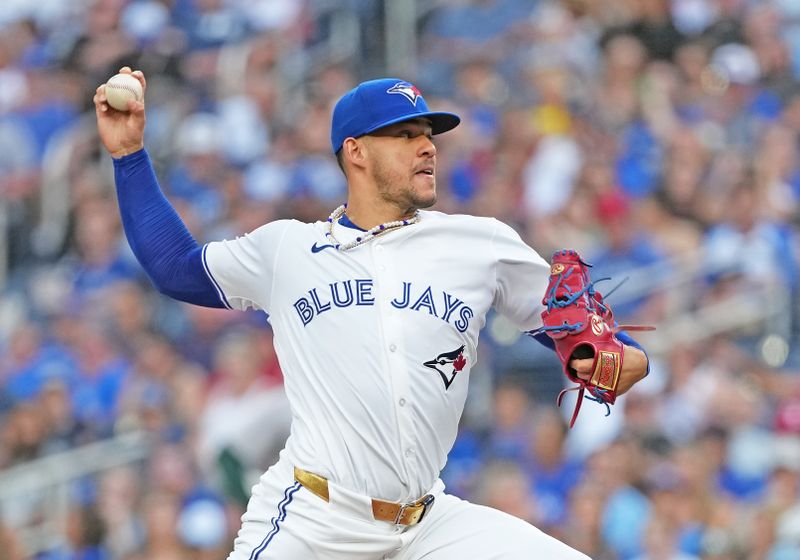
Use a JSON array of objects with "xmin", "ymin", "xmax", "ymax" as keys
[
  {"xmin": 202, "ymin": 244, "xmax": 232, "ymax": 309},
  {"xmin": 250, "ymin": 481, "xmax": 301, "ymax": 559}
]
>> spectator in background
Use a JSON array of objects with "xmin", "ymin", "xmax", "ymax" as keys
[
  {"xmin": 485, "ymin": 379, "xmax": 534, "ymax": 463},
  {"xmin": 0, "ymin": 321, "xmax": 75, "ymax": 406},
  {"xmin": 703, "ymin": 178, "xmax": 796, "ymax": 293},
  {"xmin": 418, "ymin": 0, "xmax": 533, "ymax": 94},
  {"xmin": 69, "ymin": 320, "xmax": 130, "ymax": 437},
  {"xmin": 133, "ymin": 493, "xmax": 186, "ymax": 560},
  {"xmin": 473, "ymin": 461, "xmax": 539, "ymax": 525},
  {"xmin": 633, "ymin": 514, "xmax": 700, "ymax": 560},
  {"xmin": 526, "ymin": 409, "xmax": 583, "ymax": 529},
  {"xmin": 521, "ymin": 60, "xmax": 583, "ymax": 221},
  {"xmin": 593, "ymin": 439, "xmax": 651, "ymax": 559},
  {"xmin": 118, "ymin": 331, "xmax": 206, "ymax": 441},
  {"xmin": 754, "ymin": 124, "xmax": 799, "ymax": 222},
  {"xmin": 38, "ymin": 379, "xmax": 90, "ymax": 454},
  {"xmin": 586, "ymin": 188, "xmax": 667, "ymax": 322},
  {"xmin": 197, "ymin": 328, "xmax": 290, "ymax": 502},
  {"xmin": 70, "ymin": 196, "xmax": 139, "ymax": 297},
  {"xmin": 165, "ymin": 114, "xmax": 230, "ymax": 225},
  {"xmin": 0, "ymin": 520, "xmax": 24, "ymax": 560},
  {"xmin": 43, "ymin": 505, "xmax": 110, "ymax": 560},
  {"xmin": 605, "ymin": 0, "xmax": 685, "ymax": 61},
  {"xmin": 0, "ymin": 402, "xmax": 47, "ymax": 467},
  {"xmin": 561, "ymin": 482, "xmax": 611, "ymax": 557},
  {"xmin": 96, "ymin": 466, "xmax": 142, "ymax": 560}
]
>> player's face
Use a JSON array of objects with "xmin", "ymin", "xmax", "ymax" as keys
[{"xmin": 364, "ymin": 119, "xmax": 437, "ymax": 211}]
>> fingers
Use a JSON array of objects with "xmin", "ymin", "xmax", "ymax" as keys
[
  {"xmin": 569, "ymin": 358, "xmax": 594, "ymax": 381},
  {"xmin": 133, "ymin": 70, "xmax": 147, "ymax": 91},
  {"xmin": 93, "ymin": 84, "xmax": 109, "ymax": 113},
  {"xmin": 119, "ymin": 66, "xmax": 147, "ymax": 92},
  {"xmin": 128, "ymin": 97, "xmax": 145, "ymax": 116}
]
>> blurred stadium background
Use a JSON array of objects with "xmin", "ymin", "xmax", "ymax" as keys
[{"xmin": 0, "ymin": 0, "xmax": 799, "ymax": 558}]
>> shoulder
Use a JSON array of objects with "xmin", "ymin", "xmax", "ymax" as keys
[
  {"xmin": 418, "ymin": 210, "xmax": 506, "ymax": 234},
  {"xmin": 246, "ymin": 218, "xmax": 317, "ymax": 238},
  {"xmin": 420, "ymin": 211, "xmax": 526, "ymax": 243},
  {"xmin": 207, "ymin": 219, "xmax": 316, "ymax": 252}
]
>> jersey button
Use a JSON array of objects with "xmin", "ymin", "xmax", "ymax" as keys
[
  {"xmin": 405, "ymin": 448, "xmax": 414, "ymax": 458},
  {"xmin": 389, "ymin": 343, "xmax": 397, "ymax": 352},
  {"xmin": 399, "ymin": 398, "xmax": 406, "ymax": 407}
]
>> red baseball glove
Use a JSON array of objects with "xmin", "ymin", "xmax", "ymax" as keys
[{"xmin": 532, "ymin": 249, "xmax": 650, "ymax": 427}]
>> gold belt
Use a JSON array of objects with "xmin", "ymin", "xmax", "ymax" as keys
[{"xmin": 293, "ymin": 467, "xmax": 435, "ymax": 526}]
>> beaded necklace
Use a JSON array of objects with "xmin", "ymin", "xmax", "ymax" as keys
[{"xmin": 325, "ymin": 204, "xmax": 420, "ymax": 251}]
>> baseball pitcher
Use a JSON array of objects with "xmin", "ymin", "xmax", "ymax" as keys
[{"xmin": 94, "ymin": 68, "xmax": 649, "ymax": 559}]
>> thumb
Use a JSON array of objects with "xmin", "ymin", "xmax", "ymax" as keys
[{"xmin": 569, "ymin": 358, "xmax": 594, "ymax": 380}]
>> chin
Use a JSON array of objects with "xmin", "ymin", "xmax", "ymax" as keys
[{"xmin": 413, "ymin": 191, "xmax": 437, "ymax": 209}]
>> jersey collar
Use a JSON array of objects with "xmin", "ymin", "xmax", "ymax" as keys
[{"xmin": 338, "ymin": 213, "xmax": 366, "ymax": 232}]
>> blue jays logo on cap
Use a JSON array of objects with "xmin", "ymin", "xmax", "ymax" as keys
[
  {"xmin": 330, "ymin": 78, "xmax": 461, "ymax": 154},
  {"xmin": 386, "ymin": 82, "xmax": 422, "ymax": 106}
]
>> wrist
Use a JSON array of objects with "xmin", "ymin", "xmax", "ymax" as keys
[{"xmin": 111, "ymin": 143, "xmax": 144, "ymax": 159}]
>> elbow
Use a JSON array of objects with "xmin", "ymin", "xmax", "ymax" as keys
[
  {"xmin": 137, "ymin": 247, "xmax": 223, "ymax": 308},
  {"xmin": 148, "ymin": 271, "xmax": 223, "ymax": 308},
  {"xmin": 147, "ymin": 271, "xmax": 178, "ymax": 299}
]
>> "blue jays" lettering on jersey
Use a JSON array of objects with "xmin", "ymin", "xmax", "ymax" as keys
[{"xmin": 293, "ymin": 280, "xmax": 474, "ymax": 332}]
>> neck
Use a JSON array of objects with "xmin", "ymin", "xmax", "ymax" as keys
[
  {"xmin": 344, "ymin": 198, "xmax": 416, "ymax": 230},
  {"xmin": 325, "ymin": 204, "xmax": 420, "ymax": 252}
]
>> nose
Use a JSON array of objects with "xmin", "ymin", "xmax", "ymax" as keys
[{"xmin": 417, "ymin": 136, "xmax": 436, "ymax": 157}]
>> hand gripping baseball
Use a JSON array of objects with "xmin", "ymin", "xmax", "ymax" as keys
[
  {"xmin": 93, "ymin": 67, "xmax": 146, "ymax": 158},
  {"xmin": 531, "ymin": 249, "xmax": 653, "ymax": 428}
]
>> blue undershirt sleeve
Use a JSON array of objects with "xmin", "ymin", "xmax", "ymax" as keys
[
  {"xmin": 112, "ymin": 149, "xmax": 225, "ymax": 308},
  {"xmin": 532, "ymin": 332, "xmax": 555, "ymax": 350}
]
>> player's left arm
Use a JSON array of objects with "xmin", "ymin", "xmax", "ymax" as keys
[{"xmin": 490, "ymin": 220, "xmax": 650, "ymax": 395}]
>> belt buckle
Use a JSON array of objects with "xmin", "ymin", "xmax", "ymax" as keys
[{"xmin": 395, "ymin": 494, "xmax": 435, "ymax": 525}]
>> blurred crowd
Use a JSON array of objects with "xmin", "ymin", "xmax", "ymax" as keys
[{"xmin": 1, "ymin": 0, "xmax": 800, "ymax": 558}]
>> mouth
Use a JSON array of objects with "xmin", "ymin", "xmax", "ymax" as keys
[{"xmin": 414, "ymin": 166, "xmax": 435, "ymax": 177}]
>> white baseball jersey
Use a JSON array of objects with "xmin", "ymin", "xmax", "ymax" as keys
[{"xmin": 204, "ymin": 210, "xmax": 550, "ymax": 503}]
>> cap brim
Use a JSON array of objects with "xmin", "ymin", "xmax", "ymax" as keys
[{"xmin": 362, "ymin": 111, "xmax": 461, "ymax": 138}]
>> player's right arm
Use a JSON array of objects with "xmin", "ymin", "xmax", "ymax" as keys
[{"xmin": 93, "ymin": 67, "xmax": 225, "ymax": 308}]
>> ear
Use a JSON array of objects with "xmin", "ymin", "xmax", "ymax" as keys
[{"xmin": 342, "ymin": 137, "xmax": 367, "ymax": 171}]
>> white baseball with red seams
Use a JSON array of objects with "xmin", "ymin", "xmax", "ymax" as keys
[{"xmin": 104, "ymin": 73, "xmax": 143, "ymax": 112}]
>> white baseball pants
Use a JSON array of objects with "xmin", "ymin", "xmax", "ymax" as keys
[{"xmin": 227, "ymin": 458, "xmax": 590, "ymax": 560}]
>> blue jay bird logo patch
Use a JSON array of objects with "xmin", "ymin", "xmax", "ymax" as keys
[
  {"xmin": 423, "ymin": 346, "xmax": 467, "ymax": 390},
  {"xmin": 387, "ymin": 82, "xmax": 422, "ymax": 106}
]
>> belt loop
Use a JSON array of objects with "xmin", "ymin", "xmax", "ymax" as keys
[{"xmin": 294, "ymin": 467, "xmax": 330, "ymax": 502}]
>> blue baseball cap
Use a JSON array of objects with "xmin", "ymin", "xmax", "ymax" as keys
[{"xmin": 331, "ymin": 78, "xmax": 461, "ymax": 154}]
